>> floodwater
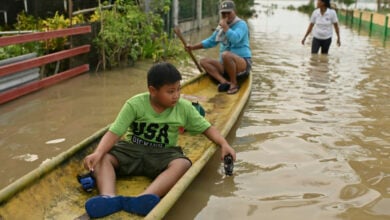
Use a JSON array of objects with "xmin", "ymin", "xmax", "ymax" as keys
[
  {"xmin": 0, "ymin": 61, "xmax": 149, "ymax": 189},
  {"xmin": 0, "ymin": 0, "xmax": 389, "ymax": 219},
  {"xmin": 166, "ymin": 1, "xmax": 390, "ymax": 220}
]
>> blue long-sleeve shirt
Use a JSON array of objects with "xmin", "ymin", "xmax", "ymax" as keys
[{"xmin": 201, "ymin": 20, "xmax": 251, "ymax": 61}]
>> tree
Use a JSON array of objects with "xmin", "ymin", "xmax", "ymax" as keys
[{"xmin": 338, "ymin": 0, "xmax": 356, "ymax": 8}]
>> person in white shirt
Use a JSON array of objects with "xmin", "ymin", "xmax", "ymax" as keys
[{"xmin": 301, "ymin": 0, "xmax": 341, "ymax": 54}]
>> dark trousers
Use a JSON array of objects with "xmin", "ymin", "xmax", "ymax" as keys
[{"xmin": 311, "ymin": 37, "xmax": 332, "ymax": 54}]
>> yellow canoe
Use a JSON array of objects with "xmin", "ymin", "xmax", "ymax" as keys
[{"xmin": 0, "ymin": 72, "xmax": 252, "ymax": 219}]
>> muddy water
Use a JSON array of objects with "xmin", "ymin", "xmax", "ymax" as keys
[
  {"xmin": 0, "ymin": 61, "xmax": 150, "ymax": 189},
  {"xmin": 166, "ymin": 1, "xmax": 390, "ymax": 220},
  {"xmin": 0, "ymin": 1, "xmax": 389, "ymax": 219}
]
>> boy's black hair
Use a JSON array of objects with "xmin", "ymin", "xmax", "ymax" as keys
[{"xmin": 147, "ymin": 62, "xmax": 182, "ymax": 89}]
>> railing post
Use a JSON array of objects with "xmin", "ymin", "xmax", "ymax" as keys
[
  {"xmin": 172, "ymin": 0, "xmax": 178, "ymax": 27},
  {"xmin": 369, "ymin": 13, "xmax": 374, "ymax": 36},
  {"xmin": 0, "ymin": 10, "xmax": 7, "ymax": 24},
  {"xmin": 350, "ymin": 10, "xmax": 354, "ymax": 27},
  {"xmin": 385, "ymin": 16, "xmax": 389, "ymax": 41},
  {"xmin": 359, "ymin": 11, "xmax": 362, "ymax": 32},
  {"xmin": 196, "ymin": 0, "xmax": 202, "ymax": 30}
]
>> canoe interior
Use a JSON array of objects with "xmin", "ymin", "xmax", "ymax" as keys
[{"xmin": 0, "ymin": 73, "xmax": 251, "ymax": 220}]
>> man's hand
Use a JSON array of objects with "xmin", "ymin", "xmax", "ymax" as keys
[
  {"xmin": 219, "ymin": 18, "xmax": 229, "ymax": 31},
  {"xmin": 185, "ymin": 44, "xmax": 193, "ymax": 52}
]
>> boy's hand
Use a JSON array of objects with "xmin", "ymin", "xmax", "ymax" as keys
[
  {"xmin": 202, "ymin": 126, "xmax": 236, "ymax": 161},
  {"xmin": 83, "ymin": 152, "xmax": 103, "ymax": 171},
  {"xmin": 220, "ymin": 143, "xmax": 236, "ymax": 161},
  {"xmin": 83, "ymin": 131, "xmax": 119, "ymax": 171}
]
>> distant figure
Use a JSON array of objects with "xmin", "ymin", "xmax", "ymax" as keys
[
  {"xmin": 301, "ymin": 0, "xmax": 341, "ymax": 54},
  {"xmin": 186, "ymin": 0, "xmax": 252, "ymax": 95}
]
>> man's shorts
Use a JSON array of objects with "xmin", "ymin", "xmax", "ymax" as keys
[
  {"xmin": 238, "ymin": 57, "xmax": 252, "ymax": 77},
  {"xmin": 109, "ymin": 141, "xmax": 191, "ymax": 179},
  {"xmin": 223, "ymin": 57, "xmax": 252, "ymax": 80}
]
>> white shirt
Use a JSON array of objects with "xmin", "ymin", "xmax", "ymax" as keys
[{"xmin": 310, "ymin": 8, "xmax": 338, "ymax": 39}]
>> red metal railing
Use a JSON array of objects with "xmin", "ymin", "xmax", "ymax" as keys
[{"xmin": 0, "ymin": 25, "xmax": 91, "ymax": 104}]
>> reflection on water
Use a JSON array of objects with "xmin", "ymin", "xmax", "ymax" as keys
[
  {"xmin": 166, "ymin": 1, "xmax": 390, "ymax": 220},
  {"xmin": 0, "ymin": 1, "xmax": 388, "ymax": 219}
]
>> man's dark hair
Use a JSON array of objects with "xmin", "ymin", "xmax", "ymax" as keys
[
  {"xmin": 322, "ymin": 0, "xmax": 331, "ymax": 8},
  {"xmin": 147, "ymin": 62, "xmax": 182, "ymax": 89}
]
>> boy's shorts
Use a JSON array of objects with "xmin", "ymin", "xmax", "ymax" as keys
[{"xmin": 109, "ymin": 141, "xmax": 191, "ymax": 179}]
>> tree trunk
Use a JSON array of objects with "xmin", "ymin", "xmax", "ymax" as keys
[{"xmin": 377, "ymin": 0, "xmax": 381, "ymax": 11}]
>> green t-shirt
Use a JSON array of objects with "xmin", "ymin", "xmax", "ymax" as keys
[{"xmin": 109, "ymin": 92, "xmax": 211, "ymax": 148}]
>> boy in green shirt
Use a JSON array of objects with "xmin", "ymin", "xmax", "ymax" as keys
[{"xmin": 83, "ymin": 62, "xmax": 236, "ymax": 218}]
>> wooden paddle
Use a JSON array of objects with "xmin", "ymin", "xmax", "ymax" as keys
[{"xmin": 173, "ymin": 26, "xmax": 203, "ymax": 74}]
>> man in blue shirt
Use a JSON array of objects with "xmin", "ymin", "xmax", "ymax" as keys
[{"xmin": 186, "ymin": 0, "xmax": 252, "ymax": 94}]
